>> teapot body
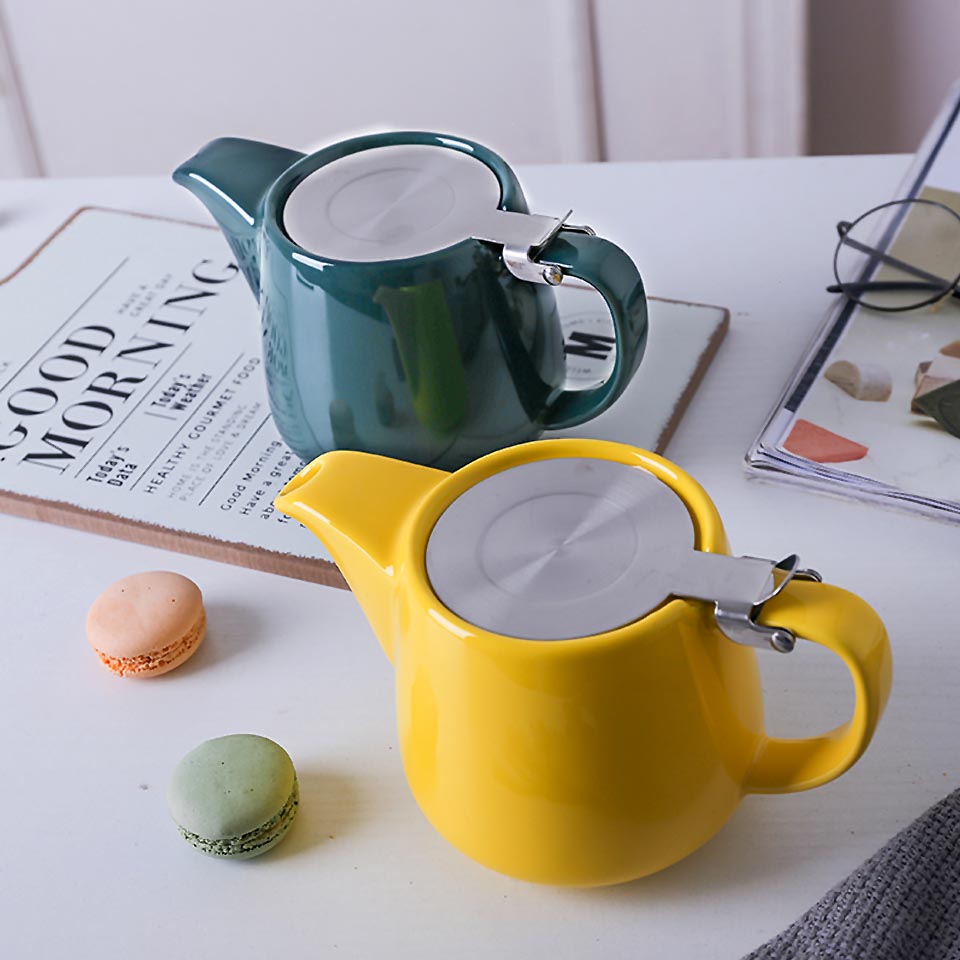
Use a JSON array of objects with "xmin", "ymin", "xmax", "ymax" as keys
[
  {"xmin": 176, "ymin": 133, "xmax": 649, "ymax": 471},
  {"xmin": 394, "ymin": 569, "xmax": 765, "ymax": 886},
  {"xmin": 258, "ymin": 208, "xmax": 565, "ymax": 468},
  {"xmin": 275, "ymin": 439, "xmax": 892, "ymax": 887},
  {"xmin": 381, "ymin": 441, "xmax": 763, "ymax": 885}
]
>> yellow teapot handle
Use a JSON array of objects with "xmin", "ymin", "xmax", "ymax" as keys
[{"xmin": 745, "ymin": 579, "xmax": 892, "ymax": 794}]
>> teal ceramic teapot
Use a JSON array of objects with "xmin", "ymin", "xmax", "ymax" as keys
[{"xmin": 174, "ymin": 132, "xmax": 648, "ymax": 469}]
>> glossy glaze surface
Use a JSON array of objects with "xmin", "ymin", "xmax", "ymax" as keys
[
  {"xmin": 274, "ymin": 438, "xmax": 892, "ymax": 885},
  {"xmin": 174, "ymin": 134, "xmax": 648, "ymax": 469}
]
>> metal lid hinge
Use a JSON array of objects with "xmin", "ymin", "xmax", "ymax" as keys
[
  {"xmin": 471, "ymin": 208, "xmax": 595, "ymax": 285},
  {"xmin": 670, "ymin": 552, "xmax": 822, "ymax": 654}
]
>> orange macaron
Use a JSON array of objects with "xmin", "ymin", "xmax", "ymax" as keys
[{"xmin": 86, "ymin": 571, "xmax": 206, "ymax": 677}]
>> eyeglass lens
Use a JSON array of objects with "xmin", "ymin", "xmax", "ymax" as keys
[{"xmin": 834, "ymin": 199, "xmax": 960, "ymax": 311}]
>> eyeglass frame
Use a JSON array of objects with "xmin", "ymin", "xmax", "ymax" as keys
[{"xmin": 827, "ymin": 197, "xmax": 960, "ymax": 312}]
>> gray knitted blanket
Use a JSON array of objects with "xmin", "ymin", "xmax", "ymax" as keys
[{"xmin": 744, "ymin": 789, "xmax": 960, "ymax": 960}]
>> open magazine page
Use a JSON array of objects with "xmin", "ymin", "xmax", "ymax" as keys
[{"xmin": 747, "ymin": 83, "xmax": 960, "ymax": 519}]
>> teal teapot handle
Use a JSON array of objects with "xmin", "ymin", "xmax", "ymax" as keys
[{"xmin": 538, "ymin": 230, "xmax": 648, "ymax": 430}]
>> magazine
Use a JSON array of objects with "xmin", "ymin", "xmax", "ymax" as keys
[{"xmin": 746, "ymin": 82, "xmax": 960, "ymax": 520}]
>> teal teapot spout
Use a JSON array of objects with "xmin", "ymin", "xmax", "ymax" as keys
[{"xmin": 173, "ymin": 137, "xmax": 305, "ymax": 297}]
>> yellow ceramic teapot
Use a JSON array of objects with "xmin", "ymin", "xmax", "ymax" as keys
[{"xmin": 275, "ymin": 439, "xmax": 892, "ymax": 886}]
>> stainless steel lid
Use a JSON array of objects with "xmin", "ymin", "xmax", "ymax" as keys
[
  {"xmin": 281, "ymin": 144, "xmax": 502, "ymax": 262},
  {"xmin": 425, "ymin": 456, "xmax": 820, "ymax": 648},
  {"xmin": 281, "ymin": 143, "xmax": 590, "ymax": 285}
]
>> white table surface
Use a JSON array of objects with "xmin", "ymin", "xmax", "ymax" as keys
[{"xmin": 3, "ymin": 155, "xmax": 958, "ymax": 959}]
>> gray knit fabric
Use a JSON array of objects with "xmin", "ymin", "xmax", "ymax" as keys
[{"xmin": 744, "ymin": 789, "xmax": 960, "ymax": 960}]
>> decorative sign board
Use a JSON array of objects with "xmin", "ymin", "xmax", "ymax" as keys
[{"xmin": 0, "ymin": 208, "xmax": 726, "ymax": 585}]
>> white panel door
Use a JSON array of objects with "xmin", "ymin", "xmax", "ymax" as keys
[
  {"xmin": 0, "ymin": 0, "xmax": 809, "ymax": 175},
  {"xmin": 593, "ymin": 0, "xmax": 807, "ymax": 160},
  {"xmin": 0, "ymin": 74, "xmax": 26, "ymax": 178},
  {"xmin": 0, "ymin": 0, "xmax": 600, "ymax": 176}
]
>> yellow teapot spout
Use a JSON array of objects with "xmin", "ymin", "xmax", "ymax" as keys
[{"xmin": 274, "ymin": 451, "xmax": 447, "ymax": 661}]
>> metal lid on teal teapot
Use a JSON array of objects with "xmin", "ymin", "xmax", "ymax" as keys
[
  {"xmin": 425, "ymin": 456, "xmax": 821, "ymax": 649},
  {"xmin": 281, "ymin": 144, "xmax": 502, "ymax": 262}
]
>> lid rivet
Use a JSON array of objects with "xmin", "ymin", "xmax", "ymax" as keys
[
  {"xmin": 770, "ymin": 630, "xmax": 796, "ymax": 654},
  {"xmin": 542, "ymin": 265, "xmax": 563, "ymax": 286}
]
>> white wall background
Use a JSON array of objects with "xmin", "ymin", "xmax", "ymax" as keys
[
  {"xmin": 0, "ymin": 0, "xmax": 806, "ymax": 178},
  {"xmin": 3, "ymin": 0, "xmax": 956, "ymax": 177}
]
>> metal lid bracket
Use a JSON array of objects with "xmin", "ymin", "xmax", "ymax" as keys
[
  {"xmin": 471, "ymin": 208, "xmax": 595, "ymax": 285},
  {"xmin": 671, "ymin": 552, "xmax": 823, "ymax": 654}
]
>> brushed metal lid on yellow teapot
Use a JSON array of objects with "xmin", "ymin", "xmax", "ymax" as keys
[{"xmin": 275, "ymin": 438, "xmax": 892, "ymax": 887}]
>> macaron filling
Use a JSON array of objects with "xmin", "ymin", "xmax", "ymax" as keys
[
  {"xmin": 93, "ymin": 611, "xmax": 206, "ymax": 676},
  {"xmin": 176, "ymin": 777, "xmax": 300, "ymax": 858}
]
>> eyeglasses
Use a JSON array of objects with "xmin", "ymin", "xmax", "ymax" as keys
[{"xmin": 827, "ymin": 198, "xmax": 960, "ymax": 312}]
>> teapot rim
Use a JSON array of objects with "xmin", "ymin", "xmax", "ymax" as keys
[
  {"xmin": 261, "ymin": 131, "xmax": 526, "ymax": 271},
  {"xmin": 400, "ymin": 438, "xmax": 730, "ymax": 649}
]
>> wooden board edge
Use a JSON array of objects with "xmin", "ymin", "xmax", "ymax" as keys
[
  {"xmin": 0, "ymin": 488, "xmax": 348, "ymax": 589},
  {"xmin": 0, "ymin": 206, "xmax": 215, "ymax": 286},
  {"xmin": 653, "ymin": 304, "xmax": 729, "ymax": 453}
]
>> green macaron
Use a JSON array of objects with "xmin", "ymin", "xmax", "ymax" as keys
[{"xmin": 167, "ymin": 734, "xmax": 299, "ymax": 859}]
